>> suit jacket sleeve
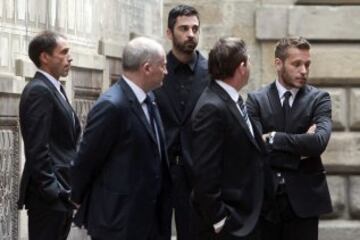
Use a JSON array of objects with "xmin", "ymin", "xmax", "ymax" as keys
[
  {"xmin": 191, "ymin": 103, "xmax": 228, "ymax": 225},
  {"xmin": 71, "ymin": 100, "xmax": 122, "ymax": 204},
  {"xmin": 272, "ymin": 91, "xmax": 332, "ymax": 157},
  {"xmin": 246, "ymin": 93, "xmax": 264, "ymax": 134},
  {"xmin": 22, "ymin": 86, "xmax": 61, "ymax": 202}
]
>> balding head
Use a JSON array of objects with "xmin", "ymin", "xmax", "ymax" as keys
[{"xmin": 122, "ymin": 37, "xmax": 165, "ymax": 72}]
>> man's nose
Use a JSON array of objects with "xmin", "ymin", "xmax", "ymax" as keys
[{"xmin": 187, "ymin": 29, "xmax": 195, "ymax": 38}]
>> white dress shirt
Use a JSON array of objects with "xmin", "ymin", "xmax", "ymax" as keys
[
  {"xmin": 216, "ymin": 80, "xmax": 254, "ymax": 136},
  {"xmin": 37, "ymin": 69, "xmax": 67, "ymax": 100}
]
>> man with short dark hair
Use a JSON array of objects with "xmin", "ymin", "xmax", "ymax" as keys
[
  {"xmin": 154, "ymin": 4, "xmax": 210, "ymax": 240},
  {"xmin": 71, "ymin": 37, "xmax": 170, "ymax": 240},
  {"xmin": 191, "ymin": 37, "xmax": 269, "ymax": 240},
  {"xmin": 18, "ymin": 30, "xmax": 81, "ymax": 240},
  {"xmin": 247, "ymin": 36, "xmax": 333, "ymax": 240}
]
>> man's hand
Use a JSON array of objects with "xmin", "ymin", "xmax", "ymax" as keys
[
  {"xmin": 70, "ymin": 200, "xmax": 80, "ymax": 209},
  {"xmin": 307, "ymin": 124, "xmax": 316, "ymax": 134},
  {"xmin": 262, "ymin": 132, "xmax": 270, "ymax": 143},
  {"xmin": 214, "ymin": 217, "xmax": 226, "ymax": 234}
]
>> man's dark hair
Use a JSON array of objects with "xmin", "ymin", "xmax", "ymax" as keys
[
  {"xmin": 167, "ymin": 4, "xmax": 200, "ymax": 31},
  {"xmin": 208, "ymin": 37, "xmax": 248, "ymax": 80},
  {"xmin": 275, "ymin": 36, "xmax": 311, "ymax": 61},
  {"xmin": 28, "ymin": 30, "xmax": 66, "ymax": 68}
]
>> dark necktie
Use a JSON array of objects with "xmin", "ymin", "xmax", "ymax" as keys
[
  {"xmin": 144, "ymin": 95, "xmax": 157, "ymax": 134},
  {"xmin": 60, "ymin": 85, "xmax": 69, "ymax": 102},
  {"xmin": 283, "ymin": 91, "xmax": 292, "ymax": 129},
  {"xmin": 60, "ymin": 85, "xmax": 75, "ymax": 127},
  {"xmin": 237, "ymin": 96, "xmax": 253, "ymax": 136},
  {"xmin": 237, "ymin": 96, "xmax": 249, "ymax": 122},
  {"xmin": 144, "ymin": 95, "xmax": 162, "ymax": 158}
]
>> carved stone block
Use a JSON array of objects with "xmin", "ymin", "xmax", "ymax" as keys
[
  {"xmin": 322, "ymin": 88, "xmax": 346, "ymax": 130},
  {"xmin": 349, "ymin": 176, "xmax": 360, "ymax": 219},
  {"xmin": 350, "ymin": 89, "xmax": 360, "ymax": 130}
]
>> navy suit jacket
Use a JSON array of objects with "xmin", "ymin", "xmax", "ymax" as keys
[{"xmin": 72, "ymin": 78, "xmax": 170, "ymax": 240}]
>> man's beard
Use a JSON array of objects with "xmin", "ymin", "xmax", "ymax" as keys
[
  {"xmin": 280, "ymin": 67, "xmax": 306, "ymax": 88},
  {"xmin": 173, "ymin": 39, "xmax": 198, "ymax": 54}
]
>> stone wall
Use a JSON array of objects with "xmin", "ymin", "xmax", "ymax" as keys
[
  {"xmin": 0, "ymin": 0, "xmax": 163, "ymax": 239},
  {"xmin": 1, "ymin": 0, "xmax": 360, "ymax": 239},
  {"xmin": 164, "ymin": 0, "xmax": 360, "ymax": 239}
]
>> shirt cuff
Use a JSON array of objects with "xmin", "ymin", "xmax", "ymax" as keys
[{"xmin": 213, "ymin": 217, "xmax": 226, "ymax": 231}]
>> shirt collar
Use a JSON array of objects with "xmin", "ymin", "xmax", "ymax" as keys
[
  {"xmin": 215, "ymin": 80, "xmax": 240, "ymax": 103},
  {"xmin": 275, "ymin": 79, "xmax": 299, "ymax": 99},
  {"xmin": 37, "ymin": 69, "xmax": 61, "ymax": 91},
  {"xmin": 122, "ymin": 75, "xmax": 147, "ymax": 104},
  {"xmin": 168, "ymin": 51, "xmax": 198, "ymax": 72}
]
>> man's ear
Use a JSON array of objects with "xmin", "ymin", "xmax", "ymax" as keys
[
  {"xmin": 39, "ymin": 52, "xmax": 49, "ymax": 65},
  {"xmin": 274, "ymin": 58, "xmax": 283, "ymax": 72},
  {"xmin": 239, "ymin": 62, "xmax": 246, "ymax": 75},
  {"xmin": 143, "ymin": 62, "xmax": 151, "ymax": 74},
  {"xmin": 166, "ymin": 28, "xmax": 173, "ymax": 41}
]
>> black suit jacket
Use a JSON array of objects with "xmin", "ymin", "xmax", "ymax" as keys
[
  {"xmin": 154, "ymin": 51, "xmax": 209, "ymax": 182},
  {"xmin": 247, "ymin": 81, "xmax": 333, "ymax": 217},
  {"xmin": 191, "ymin": 81, "xmax": 268, "ymax": 238},
  {"xmin": 18, "ymin": 72, "xmax": 81, "ymax": 211},
  {"xmin": 71, "ymin": 78, "xmax": 171, "ymax": 240}
]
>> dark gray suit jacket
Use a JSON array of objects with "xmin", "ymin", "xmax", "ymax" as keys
[
  {"xmin": 191, "ymin": 81, "xmax": 269, "ymax": 238},
  {"xmin": 247, "ymin": 81, "xmax": 333, "ymax": 217},
  {"xmin": 18, "ymin": 71, "xmax": 81, "ymax": 211}
]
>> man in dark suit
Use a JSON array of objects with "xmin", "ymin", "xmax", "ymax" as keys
[
  {"xmin": 71, "ymin": 37, "xmax": 170, "ymax": 240},
  {"xmin": 191, "ymin": 37, "xmax": 269, "ymax": 240},
  {"xmin": 154, "ymin": 5, "xmax": 209, "ymax": 240},
  {"xmin": 18, "ymin": 30, "xmax": 81, "ymax": 240},
  {"xmin": 246, "ymin": 36, "xmax": 332, "ymax": 240}
]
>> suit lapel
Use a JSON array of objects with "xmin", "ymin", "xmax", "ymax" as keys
[
  {"xmin": 119, "ymin": 79, "xmax": 157, "ymax": 143},
  {"xmin": 36, "ymin": 72, "xmax": 79, "ymax": 144},
  {"xmin": 268, "ymin": 82, "xmax": 286, "ymax": 131},
  {"xmin": 152, "ymin": 94, "xmax": 169, "ymax": 166},
  {"xmin": 211, "ymin": 82, "xmax": 261, "ymax": 151}
]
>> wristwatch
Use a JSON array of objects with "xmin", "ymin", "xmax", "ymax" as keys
[{"xmin": 267, "ymin": 131, "xmax": 276, "ymax": 144}]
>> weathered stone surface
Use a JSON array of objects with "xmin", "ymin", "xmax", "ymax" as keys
[
  {"xmin": 0, "ymin": 93, "xmax": 20, "ymax": 117},
  {"xmin": 324, "ymin": 175, "xmax": 346, "ymax": 219},
  {"xmin": 0, "ymin": 128, "xmax": 20, "ymax": 240},
  {"xmin": 71, "ymin": 51, "xmax": 105, "ymax": 71},
  {"xmin": 98, "ymin": 40, "xmax": 124, "ymax": 59},
  {"xmin": 68, "ymin": 227, "xmax": 90, "ymax": 240},
  {"xmin": 256, "ymin": 6, "xmax": 288, "ymax": 40},
  {"xmin": 350, "ymin": 89, "xmax": 360, "ymax": 130},
  {"xmin": 15, "ymin": 58, "xmax": 36, "ymax": 79},
  {"xmin": 323, "ymin": 132, "xmax": 360, "ymax": 173},
  {"xmin": 0, "ymin": 74, "xmax": 25, "ymax": 94},
  {"xmin": 319, "ymin": 220, "xmax": 360, "ymax": 240},
  {"xmin": 310, "ymin": 44, "xmax": 360, "ymax": 84},
  {"xmin": 349, "ymin": 176, "xmax": 360, "ymax": 219},
  {"xmin": 297, "ymin": 0, "xmax": 360, "ymax": 4},
  {"xmin": 257, "ymin": 6, "xmax": 360, "ymax": 41},
  {"xmin": 322, "ymin": 88, "xmax": 346, "ymax": 130},
  {"xmin": 289, "ymin": 6, "xmax": 360, "ymax": 40}
]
